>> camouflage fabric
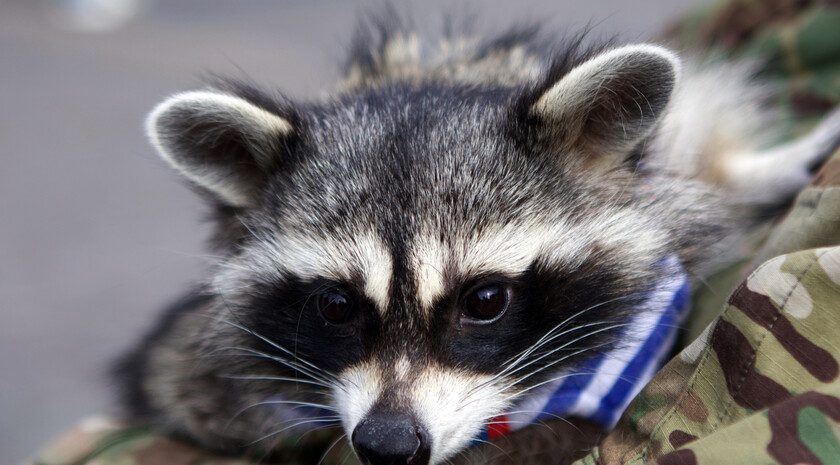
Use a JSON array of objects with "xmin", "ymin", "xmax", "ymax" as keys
[
  {"xmin": 752, "ymin": 148, "xmax": 840, "ymax": 266},
  {"xmin": 581, "ymin": 244, "xmax": 840, "ymax": 465},
  {"xmin": 27, "ymin": 2, "xmax": 840, "ymax": 465}
]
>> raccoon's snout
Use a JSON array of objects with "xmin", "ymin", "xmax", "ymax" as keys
[{"xmin": 351, "ymin": 407, "xmax": 431, "ymax": 465}]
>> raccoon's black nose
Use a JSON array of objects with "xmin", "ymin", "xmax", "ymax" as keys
[{"xmin": 351, "ymin": 409, "xmax": 431, "ymax": 465}]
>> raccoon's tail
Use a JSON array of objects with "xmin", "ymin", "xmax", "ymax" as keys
[{"xmin": 718, "ymin": 105, "xmax": 840, "ymax": 205}]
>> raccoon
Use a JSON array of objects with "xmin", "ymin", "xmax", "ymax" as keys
[{"xmin": 115, "ymin": 17, "xmax": 840, "ymax": 465}]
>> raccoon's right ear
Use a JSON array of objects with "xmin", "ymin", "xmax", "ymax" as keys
[
  {"xmin": 146, "ymin": 90, "xmax": 294, "ymax": 208},
  {"xmin": 526, "ymin": 44, "xmax": 680, "ymax": 163}
]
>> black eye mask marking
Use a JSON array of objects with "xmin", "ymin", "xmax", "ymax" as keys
[
  {"xmin": 244, "ymin": 277, "xmax": 369, "ymax": 377},
  {"xmin": 440, "ymin": 260, "xmax": 650, "ymax": 386}
]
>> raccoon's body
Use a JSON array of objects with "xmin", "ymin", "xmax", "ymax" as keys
[{"xmin": 116, "ymin": 19, "xmax": 840, "ymax": 465}]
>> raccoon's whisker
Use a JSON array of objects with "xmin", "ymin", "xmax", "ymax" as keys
[
  {"xmin": 479, "ymin": 408, "xmax": 572, "ymax": 423},
  {"xmin": 501, "ymin": 363, "xmax": 646, "ymax": 407},
  {"xmin": 497, "ymin": 295, "xmax": 634, "ymax": 373},
  {"xmin": 534, "ymin": 415, "xmax": 587, "ymax": 438},
  {"xmin": 468, "ymin": 436, "xmax": 510, "ymax": 458},
  {"xmin": 466, "ymin": 320, "xmax": 621, "ymax": 398},
  {"xmin": 265, "ymin": 420, "xmax": 344, "ymax": 460},
  {"xmin": 201, "ymin": 299, "xmax": 334, "ymax": 385},
  {"xmin": 254, "ymin": 416, "xmax": 341, "ymax": 444},
  {"xmin": 499, "ymin": 300, "xmax": 614, "ymax": 366},
  {"xmin": 338, "ymin": 447, "xmax": 354, "ymax": 465},
  {"xmin": 317, "ymin": 433, "xmax": 348, "ymax": 465},
  {"xmin": 445, "ymin": 455, "xmax": 470, "ymax": 465},
  {"xmin": 223, "ymin": 391, "xmax": 339, "ymax": 429},
  {"xmin": 694, "ymin": 273, "xmax": 721, "ymax": 300},
  {"xmin": 241, "ymin": 399, "xmax": 337, "ymax": 411},
  {"xmin": 470, "ymin": 321, "xmax": 630, "ymax": 396},
  {"xmin": 497, "ymin": 369, "xmax": 602, "ymax": 407},
  {"xmin": 473, "ymin": 438, "xmax": 518, "ymax": 465},
  {"xmin": 249, "ymin": 418, "xmax": 342, "ymax": 446},
  {"xmin": 497, "ymin": 318, "xmax": 626, "ymax": 379},
  {"xmin": 479, "ymin": 412, "xmax": 583, "ymax": 440},
  {"xmin": 500, "ymin": 320, "xmax": 630, "ymax": 380},
  {"xmin": 217, "ymin": 319, "xmax": 340, "ymax": 382},
  {"xmin": 218, "ymin": 374, "xmax": 331, "ymax": 389},
  {"xmin": 501, "ymin": 342, "xmax": 619, "ymax": 393},
  {"xmin": 213, "ymin": 346, "xmax": 336, "ymax": 386},
  {"xmin": 213, "ymin": 347, "xmax": 332, "ymax": 385},
  {"xmin": 496, "ymin": 329, "xmax": 629, "ymax": 392},
  {"xmin": 448, "ymin": 455, "xmax": 476, "ymax": 465},
  {"xmin": 226, "ymin": 403, "xmax": 339, "ymax": 434},
  {"xmin": 471, "ymin": 411, "xmax": 582, "ymax": 465},
  {"xmin": 460, "ymin": 357, "xmax": 600, "ymax": 415}
]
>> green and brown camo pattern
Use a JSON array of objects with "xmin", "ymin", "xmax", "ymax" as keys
[
  {"xmin": 28, "ymin": 2, "xmax": 840, "ymax": 465},
  {"xmin": 584, "ymin": 244, "xmax": 840, "ymax": 465}
]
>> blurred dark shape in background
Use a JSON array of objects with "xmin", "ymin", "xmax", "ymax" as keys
[{"xmin": 0, "ymin": 1, "xmax": 705, "ymax": 463}]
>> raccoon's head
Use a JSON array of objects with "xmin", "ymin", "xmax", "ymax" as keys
[{"xmin": 144, "ymin": 45, "xmax": 688, "ymax": 464}]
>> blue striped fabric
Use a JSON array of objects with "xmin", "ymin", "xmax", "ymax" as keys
[{"xmin": 589, "ymin": 279, "xmax": 689, "ymax": 426}]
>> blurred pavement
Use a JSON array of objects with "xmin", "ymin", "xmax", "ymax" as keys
[{"xmin": 0, "ymin": 1, "xmax": 705, "ymax": 463}]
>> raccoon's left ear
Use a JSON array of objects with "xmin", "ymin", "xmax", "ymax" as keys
[
  {"xmin": 527, "ymin": 44, "xmax": 680, "ymax": 162},
  {"xmin": 146, "ymin": 90, "xmax": 295, "ymax": 207}
]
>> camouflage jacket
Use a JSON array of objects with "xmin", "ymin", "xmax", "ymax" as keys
[
  {"xmin": 29, "ymin": 1, "xmax": 840, "ymax": 464},
  {"xmin": 579, "ymin": 171, "xmax": 840, "ymax": 465}
]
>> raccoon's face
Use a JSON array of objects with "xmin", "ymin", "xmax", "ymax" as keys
[{"xmin": 147, "ymin": 45, "xmax": 681, "ymax": 464}]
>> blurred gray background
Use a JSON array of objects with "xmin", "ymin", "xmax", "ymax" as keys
[{"xmin": 0, "ymin": 0, "xmax": 706, "ymax": 463}]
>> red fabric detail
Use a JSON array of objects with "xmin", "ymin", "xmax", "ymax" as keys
[{"xmin": 487, "ymin": 415, "xmax": 511, "ymax": 439}]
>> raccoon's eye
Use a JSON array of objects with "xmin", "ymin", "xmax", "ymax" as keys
[
  {"xmin": 317, "ymin": 292, "xmax": 353, "ymax": 325},
  {"xmin": 462, "ymin": 284, "xmax": 511, "ymax": 323}
]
